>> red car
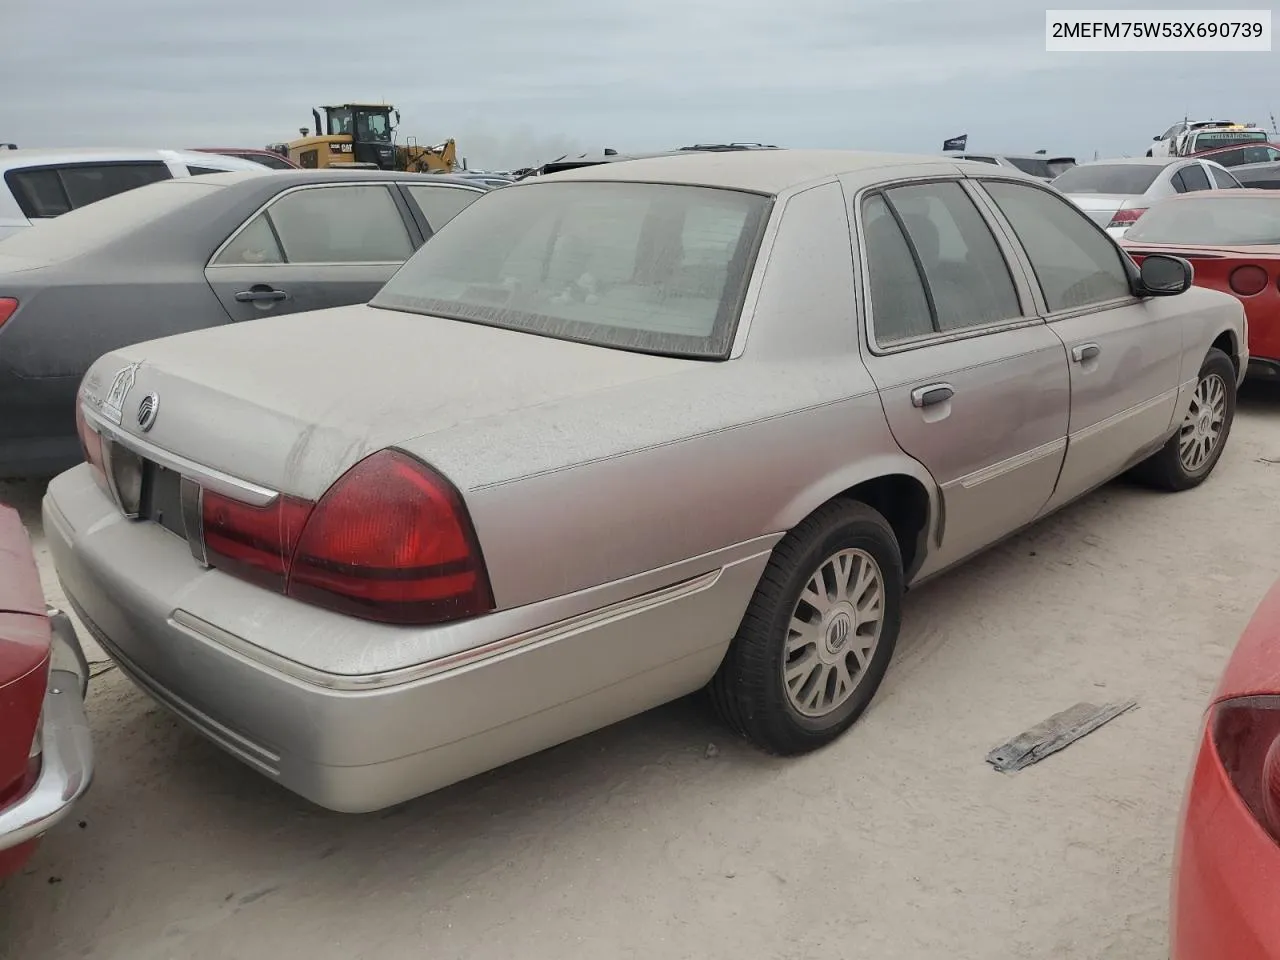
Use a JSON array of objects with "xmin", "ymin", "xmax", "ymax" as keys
[
  {"xmin": 1121, "ymin": 190, "xmax": 1279, "ymax": 379},
  {"xmin": 188, "ymin": 147, "xmax": 299, "ymax": 171},
  {"xmin": 0, "ymin": 503, "xmax": 92, "ymax": 878},
  {"xmin": 1172, "ymin": 579, "xmax": 1280, "ymax": 957}
]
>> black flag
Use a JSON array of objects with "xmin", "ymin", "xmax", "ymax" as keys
[{"xmin": 942, "ymin": 134, "xmax": 968, "ymax": 152}]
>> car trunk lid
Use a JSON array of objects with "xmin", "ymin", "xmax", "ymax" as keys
[
  {"xmin": 1063, "ymin": 193, "xmax": 1142, "ymax": 227},
  {"xmin": 81, "ymin": 303, "xmax": 697, "ymax": 502}
]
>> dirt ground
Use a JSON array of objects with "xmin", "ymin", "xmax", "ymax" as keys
[{"xmin": 3, "ymin": 386, "xmax": 1279, "ymax": 960}]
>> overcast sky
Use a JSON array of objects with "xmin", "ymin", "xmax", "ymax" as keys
[{"xmin": 3, "ymin": 0, "xmax": 1275, "ymax": 170}]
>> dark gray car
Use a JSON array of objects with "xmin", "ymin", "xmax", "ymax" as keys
[{"xmin": 0, "ymin": 169, "xmax": 488, "ymax": 476}]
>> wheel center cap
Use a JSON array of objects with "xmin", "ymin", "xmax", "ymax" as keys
[
  {"xmin": 1198, "ymin": 411, "xmax": 1212, "ymax": 435},
  {"xmin": 825, "ymin": 610, "xmax": 853, "ymax": 654}
]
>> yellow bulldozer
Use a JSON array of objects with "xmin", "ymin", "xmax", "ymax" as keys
[{"xmin": 270, "ymin": 103, "xmax": 457, "ymax": 173}]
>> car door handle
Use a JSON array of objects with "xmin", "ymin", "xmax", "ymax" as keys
[
  {"xmin": 234, "ymin": 288, "xmax": 288, "ymax": 303},
  {"xmin": 1072, "ymin": 343, "xmax": 1101, "ymax": 363},
  {"xmin": 911, "ymin": 383, "xmax": 955, "ymax": 408}
]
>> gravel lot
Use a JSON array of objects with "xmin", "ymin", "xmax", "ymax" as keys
[{"xmin": 3, "ymin": 384, "xmax": 1279, "ymax": 960}]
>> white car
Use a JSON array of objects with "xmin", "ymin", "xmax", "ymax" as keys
[
  {"xmin": 1149, "ymin": 120, "xmax": 1270, "ymax": 158},
  {"xmin": 1051, "ymin": 156, "xmax": 1243, "ymax": 239},
  {"xmin": 0, "ymin": 148, "xmax": 268, "ymax": 241}
]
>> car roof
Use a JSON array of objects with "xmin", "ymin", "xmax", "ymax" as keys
[
  {"xmin": 952, "ymin": 152, "xmax": 1074, "ymax": 160},
  {"xmin": 180, "ymin": 169, "xmax": 492, "ymax": 189},
  {"xmin": 533, "ymin": 149, "xmax": 997, "ymax": 194},
  {"xmin": 0, "ymin": 147, "xmax": 265, "ymax": 172}
]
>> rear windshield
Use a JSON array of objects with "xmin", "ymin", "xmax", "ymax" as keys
[
  {"xmin": 1124, "ymin": 196, "xmax": 1280, "ymax": 245},
  {"xmin": 1051, "ymin": 164, "xmax": 1162, "ymax": 194},
  {"xmin": 0, "ymin": 179, "xmax": 219, "ymax": 262},
  {"xmin": 371, "ymin": 180, "xmax": 772, "ymax": 358},
  {"xmin": 1008, "ymin": 158, "xmax": 1059, "ymax": 179},
  {"xmin": 1191, "ymin": 130, "xmax": 1270, "ymax": 152}
]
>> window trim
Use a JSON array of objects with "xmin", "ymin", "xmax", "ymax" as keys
[
  {"xmin": 206, "ymin": 181, "xmax": 423, "ymax": 268},
  {"xmin": 852, "ymin": 175, "xmax": 1039, "ymax": 355},
  {"xmin": 968, "ymin": 175, "xmax": 1142, "ymax": 321}
]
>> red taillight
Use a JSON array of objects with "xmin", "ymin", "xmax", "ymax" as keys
[
  {"xmin": 74, "ymin": 383, "xmax": 106, "ymax": 487},
  {"xmin": 286, "ymin": 450, "xmax": 493, "ymax": 625},
  {"xmin": 1229, "ymin": 265, "xmax": 1269, "ymax": 296},
  {"xmin": 0, "ymin": 298, "xmax": 16, "ymax": 329},
  {"xmin": 1211, "ymin": 696, "xmax": 1280, "ymax": 845},
  {"xmin": 1108, "ymin": 207, "xmax": 1148, "ymax": 228},
  {"xmin": 201, "ymin": 491, "xmax": 313, "ymax": 593}
]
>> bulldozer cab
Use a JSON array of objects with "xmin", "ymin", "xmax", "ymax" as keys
[{"xmin": 322, "ymin": 104, "xmax": 397, "ymax": 169}]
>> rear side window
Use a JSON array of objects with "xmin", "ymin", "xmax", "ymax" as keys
[
  {"xmin": 214, "ymin": 214, "xmax": 284, "ymax": 264},
  {"xmin": 862, "ymin": 194, "xmax": 934, "ymax": 343},
  {"xmin": 405, "ymin": 185, "xmax": 483, "ymax": 232},
  {"xmin": 983, "ymin": 181, "xmax": 1132, "ymax": 312},
  {"xmin": 1172, "ymin": 165, "xmax": 1211, "ymax": 193},
  {"xmin": 5, "ymin": 161, "xmax": 173, "ymax": 219},
  {"xmin": 186, "ymin": 165, "xmax": 227, "ymax": 176},
  {"xmin": 1051, "ymin": 164, "xmax": 1161, "ymax": 195},
  {"xmin": 882, "ymin": 181, "xmax": 1022, "ymax": 332},
  {"xmin": 260, "ymin": 185, "xmax": 413, "ymax": 263}
]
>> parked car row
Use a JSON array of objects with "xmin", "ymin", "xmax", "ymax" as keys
[{"xmin": 0, "ymin": 151, "xmax": 1270, "ymax": 959}]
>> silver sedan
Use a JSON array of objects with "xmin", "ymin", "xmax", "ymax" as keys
[
  {"xmin": 47, "ymin": 150, "xmax": 1247, "ymax": 812},
  {"xmin": 1051, "ymin": 156, "xmax": 1243, "ymax": 238}
]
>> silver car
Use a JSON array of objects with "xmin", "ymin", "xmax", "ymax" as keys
[
  {"xmin": 1052, "ymin": 156, "xmax": 1243, "ymax": 238},
  {"xmin": 47, "ymin": 151, "xmax": 1247, "ymax": 813}
]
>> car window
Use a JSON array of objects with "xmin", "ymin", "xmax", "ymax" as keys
[
  {"xmin": 883, "ymin": 181, "xmax": 1022, "ymax": 332},
  {"xmin": 1173, "ymin": 165, "xmax": 1211, "ymax": 193},
  {"xmin": 983, "ymin": 181, "xmax": 1132, "ymax": 312},
  {"xmin": 5, "ymin": 161, "xmax": 173, "ymax": 219},
  {"xmin": 1208, "ymin": 165, "xmax": 1241, "ymax": 189},
  {"xmin": 370, "ymin": 181, "xmax": 771, "ymax": 360},
  {"xmin": 1051, "ymin": 164, "xmax": 1162, "ymax": 195},
  {"xmin": 1208, "ymin": 147, "xmax": 1247, "ymax": 168},
  {"xmin": 4, "ymin": 168, "xmax": 71, "ymax": 218},
  {"xmin": 1005, "ymin": 157, "xmax": 1055, "ymax": 178},
  {"xmin": 404, "ymin": 185, "xmax": 483, "ymax": 232},
  {"xmin": 961, "ymin": 156, "xmax": 998, "ymax": 164},
  {"xmin": 186, "ymin": 165, "xmax": 227, "ymax": 176},
  {"xmin": 861, "ymin": 194, "xmax": 934, "ymax": 343},
  {"xmin": 266, "ymin": 185, "xmax": 414, "ymax": 263},
  {"xmin": 212, "ymin": 213, "xmax": 284, "ymax": 265},
  {"xmin": 1128, "ymin": 195, "xmax": 1280, "ymax": 245},
  {"xmin": 58, "ymin": 162, "xmax": 173, "ymax": 208}
]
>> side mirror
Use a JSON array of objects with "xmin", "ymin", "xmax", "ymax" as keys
[{"xmin": 1138, "ymin": 254, "xmax": 1193, "ymax": 296}]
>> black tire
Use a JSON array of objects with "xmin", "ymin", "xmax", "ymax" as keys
[
  {"xmin": 709, "ymin": 499, "xmax": 904, "ymax": 755},
  {"xmin": 1131, "ymin": 347, "xmax": 1236, "ymax": 491}
]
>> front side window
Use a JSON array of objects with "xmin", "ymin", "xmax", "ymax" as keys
[
  {"xmin": 327, "ymin": 109, "xmax": 353, "ymax": 136},
  {"xmin": 405, "ymin": 185, "xmax": 483, "ymax": 232},
  {"xmin": 371, "ymin": 181, "xmax": 771, "ymax": 359},
  {"xmin": 1209, "ymin": 165, "xmax": 1242, "ymax": 189},
  {"xmin": 982, "ymin": 180, "xmax": 1132, "ymax": 312},
  {"xmin": 881, "ymin": 181, "xmax": 1022, "ymax": 332}
]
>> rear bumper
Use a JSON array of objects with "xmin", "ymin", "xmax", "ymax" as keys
[
  {"xmin": 1170, "ymin": 725, "xmax": 1280, "ymax": 959},
  {"xmin": 0, "ymin": 368, "xmax": 81, "ymax": 478},
  {"xmin": 0, "ymin": 611, "xmax": 92, "ymax": 855},
  {"xmin": 45, "ymin": 465, "xmax": 768, "ymax": 813}
]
